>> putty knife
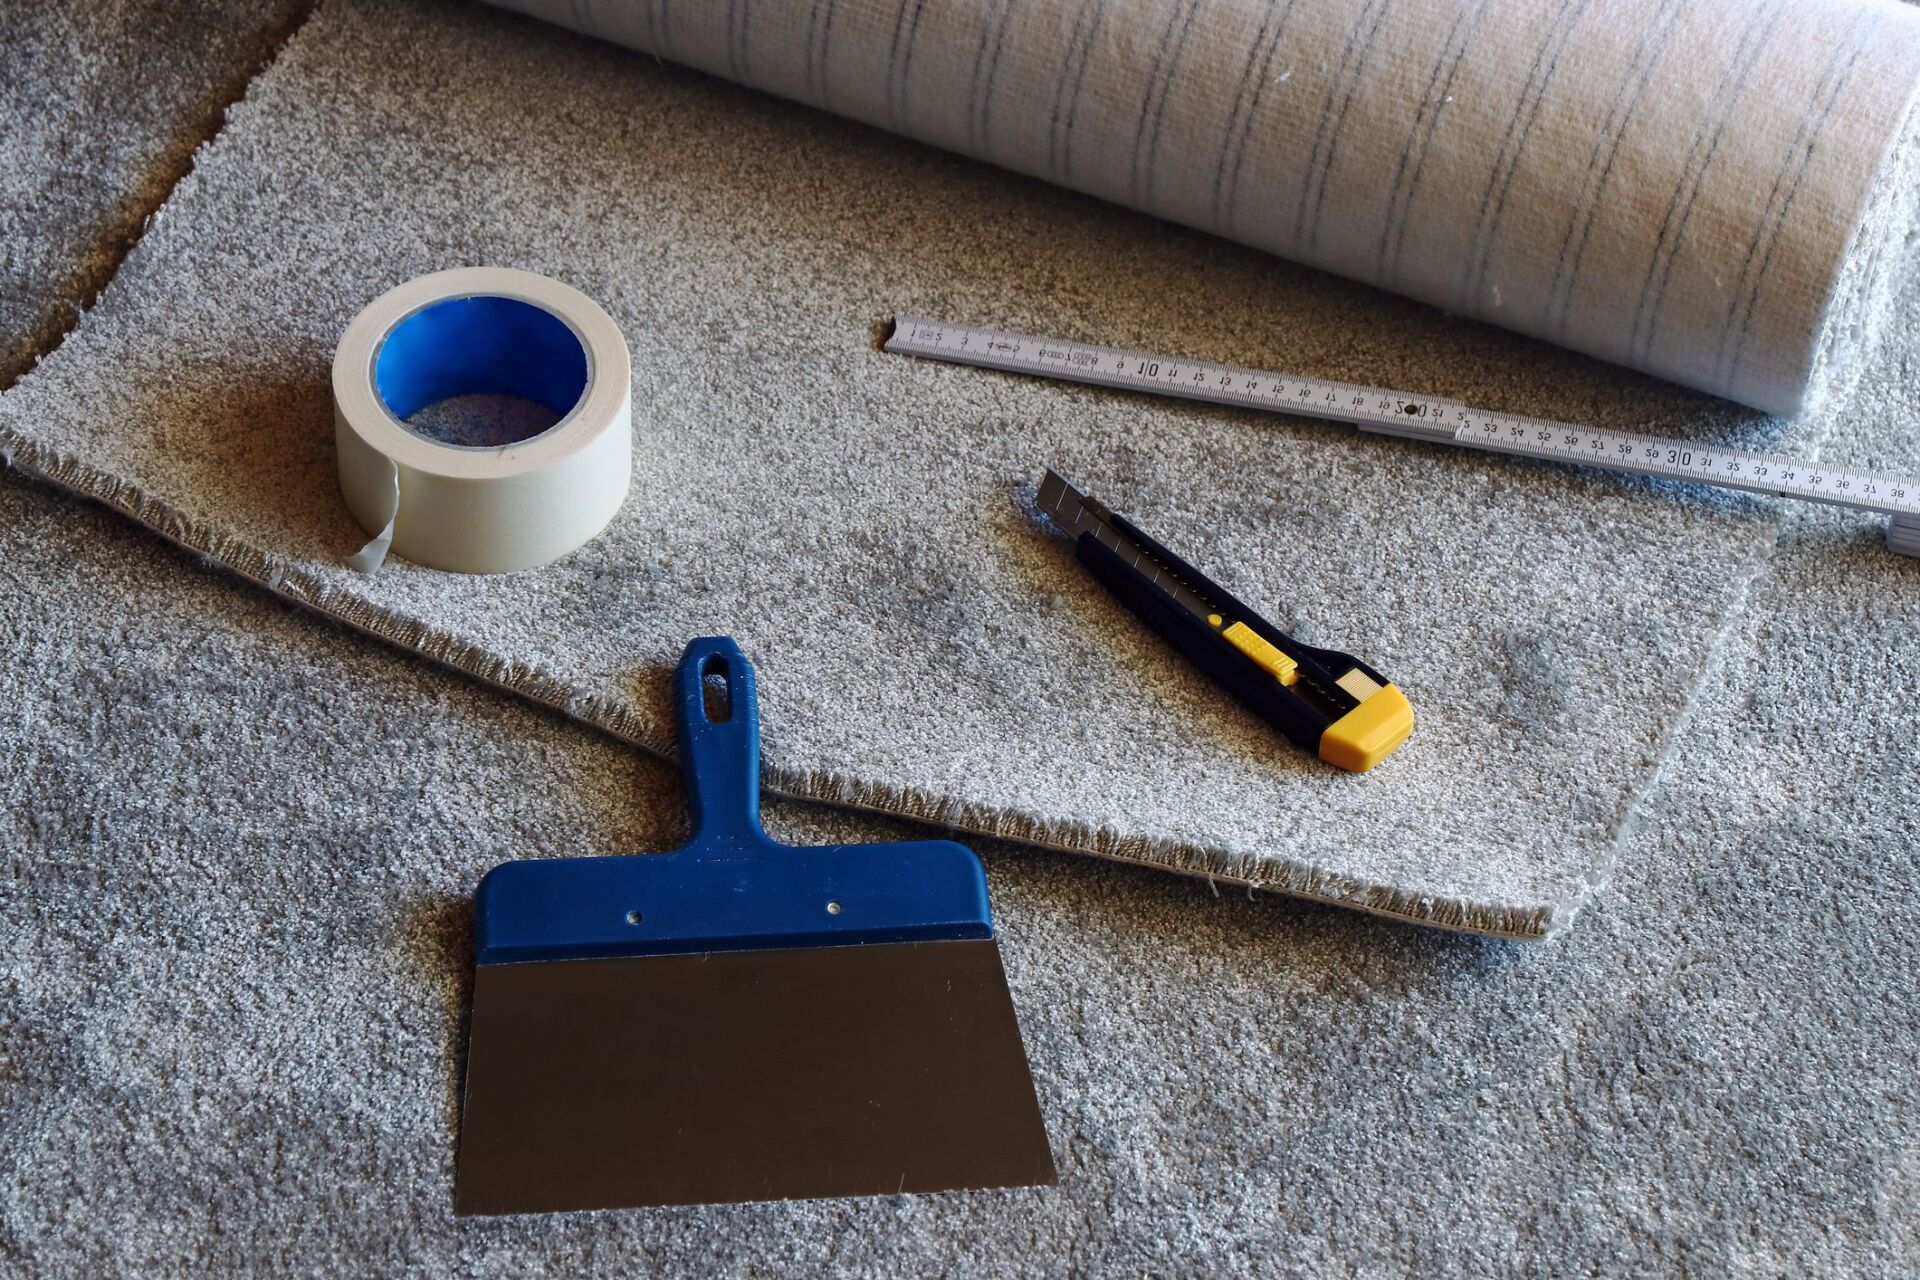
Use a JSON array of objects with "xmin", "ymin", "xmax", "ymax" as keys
[{"xmin": 453, "ymin": 636, "xmax": 1055, "ymax": 1215}]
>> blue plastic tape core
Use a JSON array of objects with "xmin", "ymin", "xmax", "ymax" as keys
[{"xmin": 373, "ymin": 294, "xmax": 588, "ymax": 426}]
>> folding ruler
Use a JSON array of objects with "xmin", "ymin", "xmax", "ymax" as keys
[{"xmin": 884, "ymin": 317, "xmax": 1920, "ymax": 556}]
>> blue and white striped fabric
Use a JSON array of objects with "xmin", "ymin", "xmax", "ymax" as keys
[{"xmin": 491, "ymin": 0, "xmax": 1920, "ymax": 415}]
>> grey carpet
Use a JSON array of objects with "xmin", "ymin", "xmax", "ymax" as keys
[
  {"xmin": 5, "ymin": 0, "xmax": 1890, "ymax": 937},
  {"xmin": 4, "ymin": 432, "xmax": 1918, "ymax": 1274},
  {"xmin": 5, "ymin": 0, "xmax": 1918, "ymax": 1270},
  {"xmin": 0, "ymin": 0, "xmax": 309, "ymax": 385}
]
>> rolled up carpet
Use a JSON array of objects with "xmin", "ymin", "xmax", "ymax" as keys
[{"xmin": 488, "ymin": 0, "xmax": 1920, "ymax": 415}]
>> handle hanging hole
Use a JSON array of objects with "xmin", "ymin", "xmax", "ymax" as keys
[
  {"xmin": 825, "ymin": 901, "xmax": 842, "ymax": 915},
  {"xmin": 700, "ymin": 654, "xmax": 732, "ymax": 723},
  {"xmin": 625, "ymin": 909, "xmax": 643, "ymax": 925}
]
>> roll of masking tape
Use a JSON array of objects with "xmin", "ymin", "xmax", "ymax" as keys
[{"xmin": 333, "ymin": 267, "xmax": 632, "ymax": 573}]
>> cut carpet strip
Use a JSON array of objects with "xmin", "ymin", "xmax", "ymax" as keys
[{"xmin": 3, "ymin": 0, "xmax": 1913, "ymax": 935}]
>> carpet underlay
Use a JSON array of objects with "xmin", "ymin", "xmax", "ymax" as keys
[{"xmin": 492, "ymin": 0, "xmax": 1920, "ymax": 417}]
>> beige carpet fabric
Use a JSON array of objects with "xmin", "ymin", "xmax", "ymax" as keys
[{"xmin": 494, "ymin": 0, "xmax": 1920, "ymax": 415}]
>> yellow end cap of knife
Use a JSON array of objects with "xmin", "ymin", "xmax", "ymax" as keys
[{"xmin": 1318, "ymin": 685, "xmax": 1414, "ymax": 772}]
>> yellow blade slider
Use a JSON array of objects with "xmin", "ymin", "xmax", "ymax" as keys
[{"xmin": 1212, "ymin": 617, "xmax": 1298, "ymax": 686}]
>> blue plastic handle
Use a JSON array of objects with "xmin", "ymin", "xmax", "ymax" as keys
[
  {"xmin": 473, "ymin": 637, "xmax": 993, "ymax": 964},
  {"xmin": 673, "ymin": 636, "xmax": 768, "ymax": 848}
]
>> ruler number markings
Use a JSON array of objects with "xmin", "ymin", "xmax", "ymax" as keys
[{"xmin": 886, "ymin": 317, "xmax": 1920, "ymax": 524}]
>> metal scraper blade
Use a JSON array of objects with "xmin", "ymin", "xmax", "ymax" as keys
[
  {"xmin": 455, "ymin": 937, "xmax": 1055, "ymax": 1215},
  {"xmin": 455, "ymin": 638, "xmax": 1054, "ymax": 1214}
]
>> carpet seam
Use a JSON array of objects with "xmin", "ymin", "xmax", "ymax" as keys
[
  {"xmin": 1564, "ymin": 82, "xmax": 1920, "ymax": 924},
  {"xmin": 1574, "ymin": 517, "xmax": 1783, "ymax": 921},
  {"xmin": 0, "ymin": 2, "xmax": 322, "ymax": 393},
  {"xmin": 0, "ymin": 433, "xmax": 1553, "ymax": 940}
]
